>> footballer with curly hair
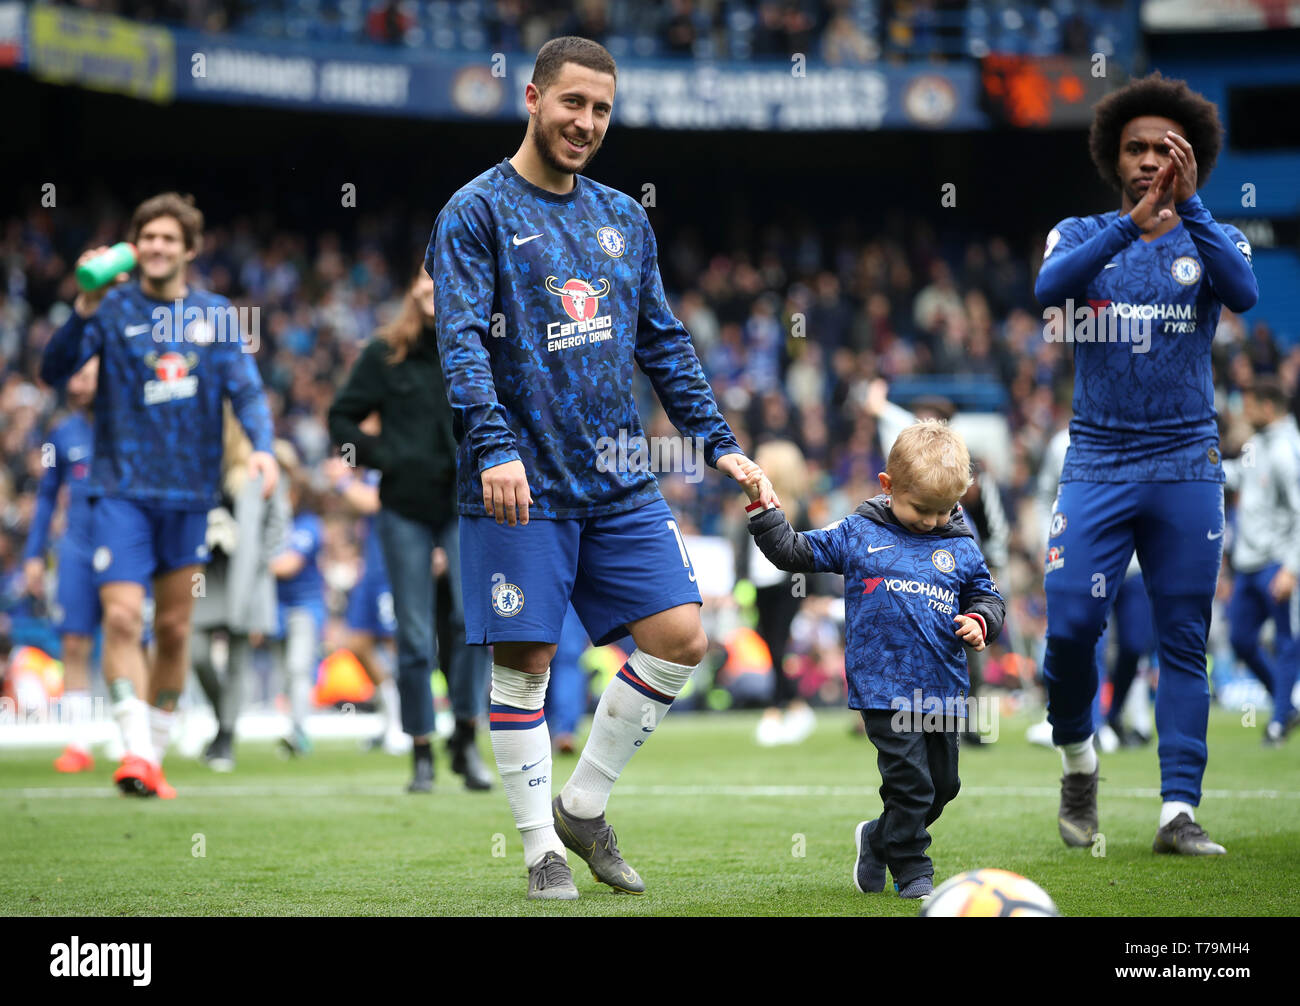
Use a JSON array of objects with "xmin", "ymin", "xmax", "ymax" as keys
[{"xmin": 1034, "ymin": 73, "xmax": 1257, "ymax": 856}]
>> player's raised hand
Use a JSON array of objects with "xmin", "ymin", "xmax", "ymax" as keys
[
  {"xmin": 72, "ymin": 246, "xmax": 131, "ymax": 318},
  {"xmin": 248, "ymin": 450, "xmax": 280, "ymax": 499},
  {"xmin": 864, "ymin": 377, "xmax": 890, "ymax": 418},
  {"xmin": 1129, "ymin": 161, "xmax": 1175, "ymax": 232},
  {"xmin": 1164, "ymin": 131, "xmax": 1198, "ymax": 204},
  {"xmin": 482, "ymin": 458, "xmax": 532, "ymax": 526},
  {"xmin": 953, "ymin": 614, "xmax": 986, "ymax": 651}
]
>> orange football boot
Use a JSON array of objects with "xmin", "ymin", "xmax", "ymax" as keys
[
  {"xmin": 113, "ymin": 754, "xmax": 156, "ymax": 796},
  {"xmin": 152, "ymin": 762, "xmax": 177, "ymax": 800},
  {"xmin": 54, "ymin": 745, "xmax": 95, "ymax": 773}
]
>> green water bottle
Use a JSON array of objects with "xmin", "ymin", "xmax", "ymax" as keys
[{"xmin": 76, "ymin": 242, "xmax": 137, "ymax": 292}]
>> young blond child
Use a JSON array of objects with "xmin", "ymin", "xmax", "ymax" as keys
[{"xmin": 740, "ymin": 420, "xmax": 1005, "ymax": 899}]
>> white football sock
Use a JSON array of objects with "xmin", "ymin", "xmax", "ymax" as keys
[
  {"xmin": 111, "ymin": 694, "xmax": 154, "ymax": 762},
  {"xmin": 1159, "ymin": 801, "xmax": 1195, "ymax": 827},
  {"xmin": 560, "ymin": 649, "xmax": 696, "ymax": 820},
  {"xmin": 149, "ymin": 706, "xmax": 175, "ymax": 767},
  {"xmin": 489, "ymin": 664, "xmax": 562, "ymax": 867},
  {"xmin": 1060, "ymin": 736, "xmax": 1098, "ymax": 775},
  {"xmin": 61, "ymin": 689, "xmax": 94, "ymax": 753},
  {"xmin": 380, "ymin": 678, "xmax": 401, "ymax": 734}
]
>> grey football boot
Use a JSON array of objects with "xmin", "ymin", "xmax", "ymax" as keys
[
  {"xmin": 1153, "ymin": 813, "xmax": 1226, "ymax": 856},
  {"xmin": 1058, "ymin": 769, "xmax": 1099, "ymax": 848},
  {"xmin": 527, "ymin": 851, "xmax": 580, "ymax": 900},
  {"xmin": 553, "ymin": 796, "xmax": 646, "ymax": 894}
]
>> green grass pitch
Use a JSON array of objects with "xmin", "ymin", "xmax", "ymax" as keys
[{"xmin": 2, "ymin": 707, "xmax": 1296, "ymax": 916}]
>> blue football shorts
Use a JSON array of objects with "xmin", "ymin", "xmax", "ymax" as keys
[
  {"xmin": 460, "ymin": 496, "xmax": 703, "ymax": 646},
  {"xmin": 90, "ymin": 496, "xmax": 210, "ymax": 588}
]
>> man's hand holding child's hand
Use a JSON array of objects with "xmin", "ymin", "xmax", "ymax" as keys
[
  {"xmin": 737, "ymin": 458, "xmax": 772, "ymax": 505},
  {"xmin": 953, "ymin": 615, "xmax": 985, "ymax": 651}
]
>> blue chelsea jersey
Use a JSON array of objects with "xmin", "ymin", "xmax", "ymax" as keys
[{"xmin": 428, "ymin": 159, "xmax": 741, "ymax": 519}]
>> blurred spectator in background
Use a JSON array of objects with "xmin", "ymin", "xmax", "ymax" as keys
[
  {"xmin": 823, "ymin": 6, "xmax": 879, "ymax": 65},
  {"xmin": 192, "ymin": 408, "xmax": 291, "ymax": 772},
  {"xmin": 562, "ymin": 0, "xmax": 612, "ymax": 47},
  {"xmin": 366, "ymin": 1, "xmax": 412, "ymax": 45},
  {"xmin": 269, "ymin": 440, "xmax": 327, "ymax": 758},
  {"xmin": 328, "ymin": 271, "xmax": 492, "ymax": 793}
]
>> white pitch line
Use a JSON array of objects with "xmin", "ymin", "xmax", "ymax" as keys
[
  {"xmin": 622, "ymin": 785, "xmax": 1300, "ymax": 800},
  {"xmin": 3, "ymin": 784, "xmax": 1298, "ymax": 800}
]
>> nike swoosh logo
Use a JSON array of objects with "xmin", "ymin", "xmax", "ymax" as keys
[
  {"xmin": 1207, "ymin": 530, "xmax": 1223, "ymax": 540},
  {"xmin": 521, "ymin": 758, "xmax": 545, "ymax": 772},
  {"xmin": 512, "ymin": 233, "xmax": 542, "ymax": 247},
  {"xmin": 555, "ymin": 816, "xmax": 597, "ymax": 857},
  {"xmin": 124, "ymin": 324, "xmax": 151, "ymax": 336},
  {"xmin": 1059, "ymin": 817, "xmax": 1092, "ymax": 843},
  {"xmin": 1103, "ymin": 263, "xmax": 1119, "ymax": 269},
  {"xmin": 866, "ymin": 544, "xmax": 895, "ymax": 554}
]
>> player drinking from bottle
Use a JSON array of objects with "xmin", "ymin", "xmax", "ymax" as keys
[
  {"xmin": 1035, "ymin": 74, "xmax": 1257, "ymax": 854},
  {"xmin": 428, "ymin": 36, "xmax": 773, "ymax": 899},
  {"xmin": 41, "ymin": 192, "xmax": 276, "ymax": 798}
]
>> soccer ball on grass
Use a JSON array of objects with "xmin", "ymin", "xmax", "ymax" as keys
[{"xmin": 919, "ymin": 868, "xmax": 1060, "ymax": 917}]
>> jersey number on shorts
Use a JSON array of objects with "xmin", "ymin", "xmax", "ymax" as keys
[{"xmin": 666, "ymin": 519, "xmax": 697, "ymax": 583}]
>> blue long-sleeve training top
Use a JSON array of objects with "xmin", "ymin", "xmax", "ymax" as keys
[
  {"xmin": 427, "ymin": 158, "xmax": 742, "ymax": 519},
  {"xmin": 41, "ymin": 282, "xmax": 274, "ymax": 511},
  {"xmin": 1034, "ymin": 195, "xmax": 1257, "ymax": 484},
  {"xmin": 749, "ymin": 496, "xmax": 1005, "ymax": 711}
]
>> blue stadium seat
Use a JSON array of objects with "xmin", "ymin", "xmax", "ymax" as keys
[
  {"xmin": 724, "ymin": 2, "xmax": 753, "ymax": 60},
  {"xmin": 965, "ymin": 2, "xmax": 990, "ymax": 57},
  {"xmin": 1249, "ymin": 252, "xmax": 1300, "ymax": 347},
  {"xmin": 1029, "ymin": 8, "xmax": 1061, "ymax": 56},
  {"xmin": 606, "ymin": 35, "xmax": 631, "ymax": 59}
]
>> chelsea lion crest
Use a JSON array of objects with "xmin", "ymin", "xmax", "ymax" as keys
[
  {"xmin": 596, "ymin": 226, "xmax": 625, "ymax": 258},
  {"xmin": 492, "ymin": 581, "xmax": 525, "ymax": 617},
  {"xmin": 931, "ymin": 549, "xmax": 956, "ymax": 574},
  {"xmin": 1171, "ymin": 256, "xmax": 1201, "ymax": 286}
]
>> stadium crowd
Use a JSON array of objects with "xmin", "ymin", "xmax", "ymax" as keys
[
  {"xmin": 45, "ymin": 0, "xmax": 1128, "ymax": 63},
  {"xmin": 2, "ymin": 196, "xmax": 1297, "ymax": 711}
]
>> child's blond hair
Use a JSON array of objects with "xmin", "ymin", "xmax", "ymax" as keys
[{"xmin": 885, "ymin": 419, "xmax": 972, "ymax": 503}]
